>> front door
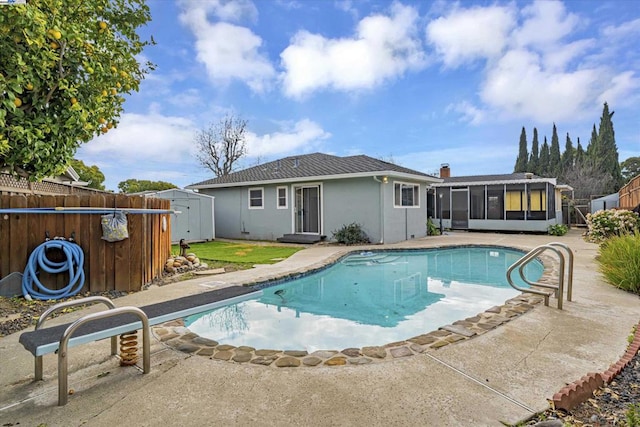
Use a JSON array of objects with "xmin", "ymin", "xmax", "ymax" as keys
[
  {"xmin": 451, "ymin": 189, "xmax": 469, "ymax": 229},
  {"xmin": 294, "ymin": 185, "xmax": 321, "ymax": 234}
]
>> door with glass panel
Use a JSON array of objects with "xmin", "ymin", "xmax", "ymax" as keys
[
  {"xmin": 451, "ymin": 189, "xmax": 469, "ymax": 229},
  {"xmin": 294, "ymin": 185, "xmax": 320, "ymax": 234}
]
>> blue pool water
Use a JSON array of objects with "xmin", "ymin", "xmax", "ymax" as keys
[{"xmin": 185, "ymin": 247, "xmax": 543, "ymax": 352}]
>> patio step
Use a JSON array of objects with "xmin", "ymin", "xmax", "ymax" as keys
[{"xmin": 276, "ymin": 234, "xmax": 324, "ymax": 244}]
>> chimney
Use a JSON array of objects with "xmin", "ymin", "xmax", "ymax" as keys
[{"xmin": 439, "ymin": 163, "xmax": 450, "ymax": 178}]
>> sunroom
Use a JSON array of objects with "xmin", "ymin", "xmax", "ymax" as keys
[{"xmin": 429, "ymin": 173, "xmax": 571, "ymax": 233}]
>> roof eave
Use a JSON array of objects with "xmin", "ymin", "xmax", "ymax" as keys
[
  {"xmin": 187, "ymin": 171, "xmax": 442, "ymax": 189},
  {"xmin": 430, "ymin": 177, "xmax": 557, "ymax": 187}
]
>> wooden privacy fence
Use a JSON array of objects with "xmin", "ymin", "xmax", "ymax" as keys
[
  {"xmin": 619, "ymin": 175, "xmax": 640, "ymax": 210},
  {"xmin": 0, "ymin": 193, "xmax": 172, "ymax": 294}
]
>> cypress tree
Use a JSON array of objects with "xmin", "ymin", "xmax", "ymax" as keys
[
  {"xmin": 575, "ymin": 137, "xmax": 585, "ymax": 166},
  {"xmin": 586, "ymin": 124, "xmax": 600, "ymax": 168},
  {"xmin": 514, "ymin": 127, "xmax": 529, "ymax": 172},
  {"xmin": 539, "ymin": 137, "xmax": 550, "ymax": 177},
  {"xmin": 596, "ymin": 102, "xmax": 624, "ymax": 192},
  {"xmin": 560, "ymin": 133, "xmax": 574, "ymax": 176},
  {"xmin": 549, "ymin": 123, "xmax": 562, "ymax": 176},
  {"xmin": 529, "ymin": 128, "xmax": 540, "ymax": 175}
]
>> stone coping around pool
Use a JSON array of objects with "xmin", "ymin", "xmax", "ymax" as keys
[{"xmin": 153, "ymin": 244, "xmax": 558, "ymax": 368}]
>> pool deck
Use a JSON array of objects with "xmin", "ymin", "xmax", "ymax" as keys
[{"xmin": 1, "ymin": 231, "xmax": 638, "ymax": 426}]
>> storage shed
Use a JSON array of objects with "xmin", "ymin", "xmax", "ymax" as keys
[{"xmin": 152, "ymin": 189, "xmax": 215, "ymax": 243}]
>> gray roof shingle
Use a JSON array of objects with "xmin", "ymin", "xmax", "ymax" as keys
[
  {"xmin": 188, "ymin": 153, "xmax": 438, "ymax": 188},
  {"xmin": 442, "ymin": 173, "xmax": 543, "ymax": 183}
]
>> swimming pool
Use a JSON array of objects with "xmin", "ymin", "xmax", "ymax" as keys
[{"xmin": 184, "ymin": 246, "xmax": 542, "ymax": 352}]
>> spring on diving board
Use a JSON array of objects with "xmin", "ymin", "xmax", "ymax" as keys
[{"xmin": 119, "ymin": 331, "xmax": 139, "ymax": 366}]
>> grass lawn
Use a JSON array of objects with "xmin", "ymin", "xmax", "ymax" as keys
[{"xmin": 171, "ymin": 240, "xmax": 303, "ymax": 269}]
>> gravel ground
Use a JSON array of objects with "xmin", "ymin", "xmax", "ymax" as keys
[
  {"xmin": 1, "ymin": 295, "xmax": 638, "ymax": 426},
  {"xmin": 524, "ymin": 349, "xmax": 640, "ymax": 426}
]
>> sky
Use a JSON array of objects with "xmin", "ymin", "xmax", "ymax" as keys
[{"xmin": 74, "ymin": 0, "xmax": 640, "ymax": 192}]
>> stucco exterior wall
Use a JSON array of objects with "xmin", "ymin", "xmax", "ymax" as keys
[
  {"xmin": 322, "ymin": 178, "xmax": 382, "ymax": 243},
  {"xmin": 201, "ymin": 177, "xmax": 429, "ymax": 244},
  {"xmin": 382, "ymin": 180, "xmax": 428, "ymax": 243},
  {"xmin": 200, "ymin": 186, "xmax": 292, "ymax": 240}
]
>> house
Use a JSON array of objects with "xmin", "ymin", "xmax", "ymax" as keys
[
  {"xmin": 0, "ymin": 166, "xmax": 97, "ymax": 196},
  {"xmin": 187, "ymin": 153, "xmax": 442, "ymax": 244},
  {"xmin": 143, "ymin": 189, "xmax": 215, "ymax": 243},
  {"xmin": 429, "ymin": 165, "xmax": 572, "ymax": 233}
]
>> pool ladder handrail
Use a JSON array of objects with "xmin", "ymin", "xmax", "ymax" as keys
[{"xmin": 506, "ymin": 242, "xmax": 573, "ymax": 310}]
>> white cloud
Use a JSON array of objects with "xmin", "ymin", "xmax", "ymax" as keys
[
  {"xmin": 178, "ymin": 2, "xmax": 275, "ymax": 92},
  {"xmin": 512, "ymin": 0, "xmax": 579, "ymax": 49},
  {"xmin": 480, "ymin": 49, "xmax": 599, "ymax": 122},
  {"xmin": 178, "ymin": 0, "xmax": 257, "ymax": 23},
  {"xmin": 245, "ymin": 119, "xmax": 331, "ymax": 157},
  {"xmin": 427, "ymin": 1, "xmax": 639, "ymax": 124},
  {"xmin": 446, "ymin": 101, "xmax": 486, "ymax": 125},
  {"xmin": 542, "ymin": 39, "xmax": 595, "ymax": 71},
  {"xmin": 81, "ymin": 112, "xmax": 197, "ymax": 164},
  {"xmin": 397, "ymin": 145, "xmax": 517, "ymax": 177},
  {"xmin": 598, "ymin": 71, "xmax": 640, "ymax": 106},
  {"xmin": 602, "ymin": 18, "xmax": 640, "ymax": 39},
  {"xmin": 426, "ymin": 5, "xmax": 515, "ymax": 67},
  {"xmin": 280, "ymin": 3, "xmax": 425, "ymax": 98}
]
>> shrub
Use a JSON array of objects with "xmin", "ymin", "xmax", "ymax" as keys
[
  {"xmin": 597, "ymin": 231, "xmax": 640, "ymax": 294},
  {"xmin": 548, "ymin": 224, "xmax": 568, "ymax": 236},
  {"xmin": 585, "ymin": 209, "xmax": 640, "ymax": 243},
  {"xmin": 426, "ymin": 217, "xmax": 440, "ymax": 236},
  {"xmin": 332, "ymin": 223, "xmax": 370, "ymax": 245}
]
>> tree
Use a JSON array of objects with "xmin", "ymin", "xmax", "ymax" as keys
[
  {"xmin": 549, "ymin": 123, "xmax": 561, "ymax": 176},
  {"xmin": 529, "ymin": 128, "xmax": 540, "ymax": 175},
  {"xmin": 514, "ymin": 127, "xmax": 528, "ymax": 173},
  {"xmin": 560, "ymin": 133, "xmax": 574, "ymax": 178},
  {"xmin": 195, "ymin": 115, "xmax": 248, "ymax": 177},
  {"xmin": 563, "ymin": 161, "xmax": 613, "ymax": 200},
  {"xmin": 621, "ymin": 157, "xmax": 640, "ymax": 184},
  {"xmin": 575, "ymin": 137, "xmax": 585, "ymax": 166},
  {"xmin": 0, "ymin": 0, "xmax": 154, "ymax": 181},
  {"xmin": 596, "ymin": 102, "xmax": 623, "ymax": 192},
  {"xmin": 118, "ymin": 179, "xmax": 177, "ymax": 193},
  {"xmin": 539, "ymin": 137, "xmax": 550, "ymax": 176},
  {"xmin": 69, "ymin": 159, "xmax": 105, "ymax": 190}
]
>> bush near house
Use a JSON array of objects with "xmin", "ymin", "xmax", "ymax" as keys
[
  {"xmin": 332, "ymin": 223, "xmax": 370, "ymax": 245},
  {"xmin": 548, "ymin": 224, "xmax": 568, "ymax": 236},
  {"xmin": 597, "ymin": 231, "xmax": 640, "ymax": 294},
  {"xmin": 585, "ymin": 209, "xmax": 640, "ymax": 243}
]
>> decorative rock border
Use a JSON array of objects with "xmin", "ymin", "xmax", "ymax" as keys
[
  {"xmin": 551, "ymin": 322, "xmax": 640, "ymax": 411},
  {"xmin": 153, "ymin": 245, "xmax": 557, "ymax": 368}
]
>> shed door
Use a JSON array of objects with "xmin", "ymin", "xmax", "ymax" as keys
[{"xmin": 451, "ymin": 190, "xmax": 469, "ymax": 229}]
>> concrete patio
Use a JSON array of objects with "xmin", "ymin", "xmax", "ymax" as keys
[{"xmin": 0, "ymin": 230, "xmax": 637, "ymax": 426}]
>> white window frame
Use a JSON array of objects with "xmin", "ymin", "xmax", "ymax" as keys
[
  {"xmin": 248, "ymin": 187, "xmax": 264, "ymax": 209},
  {"xmin": 393, "ymin": 181, "xmax": 420, "ymax": 208},
  {"xmin": 276, "ymin": 186, "xmax": 288, "ymax": 209}
]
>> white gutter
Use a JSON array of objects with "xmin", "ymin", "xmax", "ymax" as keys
[{"xmin": 188, "ymin": 171, "xmax": 442, "ymax": 190}]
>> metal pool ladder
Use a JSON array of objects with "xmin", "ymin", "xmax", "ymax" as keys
[{"xmin": 506, "ymin": 242, "xmax": 574, "ymax": 310}]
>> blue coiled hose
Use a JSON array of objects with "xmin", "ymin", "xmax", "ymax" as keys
[{"xmin": 22, "ymin": 240, "xmax": 85, "ymax": 300}]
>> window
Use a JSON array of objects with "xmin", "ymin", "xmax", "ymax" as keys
[
  {"xmin": 529, "ymin": 190, "xmax": 546, "ymax": 211},
  {"xmin": 277, "ymin": 186, "xmax": 288, "ymax": 209},
  {"xmin": 248, "ymin": 187, "xmax": 263, "ymax": 209},
  {"xmin": 469, "ymin": 186, "xmax": 485, "ymax": 220},
  {"xmin": 394, "ymin": 182, "xmax": 420, "ymax": 207},
  {"xmin": 436, "ymin": 188, "xmax": 450, "ymax": 219},
  {"xmin": 528, "ymin": 183, "xmax": 548, "ymax": 220},
  {"xmin": 486, "ymin": 185, "xmax": 504, "ymax": 220},
  {"xmin": 505, "ymin": 184, "xmax": 526, "ymax": 220},
  {"xmin": 506, "ymin": 191, "xmax": 526, "ymax": 211}
]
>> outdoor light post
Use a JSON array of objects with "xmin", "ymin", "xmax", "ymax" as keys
[{"xmin": 439, "ymin": 193, "xmax": 443, "ymax": 234}]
